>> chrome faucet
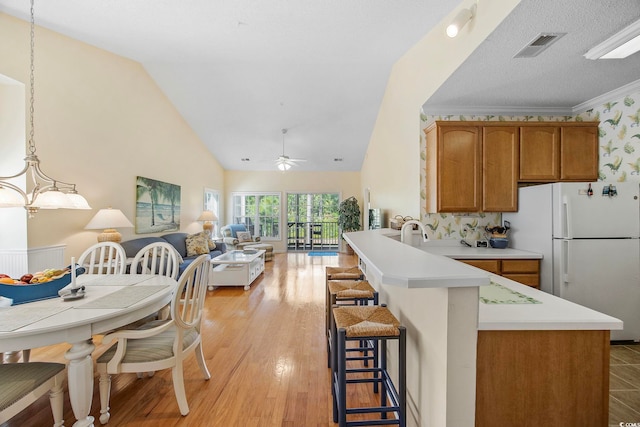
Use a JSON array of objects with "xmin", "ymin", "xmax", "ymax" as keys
[{"xmin": 400, "ymin": 220, "xmax": 429, "ymax": 244}]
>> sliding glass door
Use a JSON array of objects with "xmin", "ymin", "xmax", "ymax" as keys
[{"xmin": 287, "ymin": 193, "xmax": 339, "ymax": 251}]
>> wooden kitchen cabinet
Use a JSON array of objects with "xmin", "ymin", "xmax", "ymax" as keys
[
  {"xmin": 476, "ymin": 330, "xmax": 610, "ymax": 427},
  {"xmin": 425, "ymin": 122, "xmax": 515, "ymax": 213},
  {"xmin": 560, "ymin": 125, "xmax": 599, "ymax": 180},
  {"xmin": 425, "ymin": 124, "xmax": 482, "ymax": 212},
  {"xmin": 519, "ymin": 126, "xmax": 560, "ymax": 181},
  {"xmin": 460, "ymin": 258, "xmax": 540, "ymax": 288},
  {"xmin": 482, "ymin": 126, "xmax": 518, "ymax": 212},
  {"xmin": 519, "ymin": 122, "xmax": 599, "ymax": 182},
  {"xmin": 425, "ymin": 121, "xmax": 599, "ymax": 213}
]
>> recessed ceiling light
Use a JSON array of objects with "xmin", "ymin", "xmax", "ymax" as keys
[{"xmin": 584, "ymin": 19, "xmax": 640, "ymax": 60}]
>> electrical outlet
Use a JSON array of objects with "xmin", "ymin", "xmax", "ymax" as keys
[{"xmin": 476, "ymin": 240, "xmax": 488, "ymax": 248}]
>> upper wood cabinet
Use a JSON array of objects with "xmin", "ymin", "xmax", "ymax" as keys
[
  {"xmin": 425, "ymin": 121, "xmax": 599, "ymax": 213},
  {"xmin": 425, "ymin": 123, "xmax": 517, "ymax": 213},
  {"xmin": 519, "ymin": 126, "xmax": 560, "ymax": 181},
  {"xmin": 519, "ymin": 123, "xmax": 599, "ymax": 182},
  {"xmin": 560, "ymin": 125, "xmax": 599, "ymax": 180},
  {"xmin": 425, "ymin": 124, "xmax": 482, "ymax": 212},
  {"xmin": 483, "ymin": 126, "xmax": 519, "ymax": 212}
]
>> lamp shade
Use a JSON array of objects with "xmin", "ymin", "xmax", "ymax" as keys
[
  {"xmin": 0, "ymin": 186, "xmax": 25, "ymax": 207},
  {"xmin": 85, "ymin": 208, "xmax": 134, "ymax": 243},
  {"xmin": 197, "ymin": 210, "xmax": 218, "ymax": 222},
  {"xmin": 65, "ymin": 192, "xmax": 92, "ymax": 210},
  {"xmin": 85, "ymin": 208, "xmax": 134, "ymax": 229},
  {"xmin": 277, "ymin": 162, "xmax": 291, "ymax": 171},
  {"xmin": 35, "ymin": 190, "xmax": 74, "ymax": 209}
]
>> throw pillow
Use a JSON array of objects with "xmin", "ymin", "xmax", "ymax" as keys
[
  {"xmin": 185, "ymin": 233, "xmax": 210, "ymax": 256},
  {"xmin": 195, "ymin": 231, "xmax": 216, "ymax": 251},
  {"xmin": 236, "ymin": 231, "xmax": 252, "ymax": 243}
]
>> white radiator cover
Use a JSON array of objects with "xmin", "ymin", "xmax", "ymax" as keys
[{"xmin": 0, "ymin": 245, "xmax": 65, "ymax": 277}]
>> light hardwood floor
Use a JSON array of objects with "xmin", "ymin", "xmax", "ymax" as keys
[{"xmin": 1, "ymin": 252, "xmax": 367, "ymax": 427}]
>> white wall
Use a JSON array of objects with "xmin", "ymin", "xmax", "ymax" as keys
[
  {"xmin": 0, "ymin": 13, "xmax": 225, "ymax": 264},
  {"xmin": 0, "ymin": 78, "xmax": 27, "ymax": 251},
  {"xmin": 224, "ymin": 170, "xmax": 360, "ymax": 252}
]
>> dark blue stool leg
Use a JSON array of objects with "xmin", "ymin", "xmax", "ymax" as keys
[
  {"xmin": 331, "ymin": 305, "xmax": 339, "ymax": 423},
  {"xmin": 338, "ymin": 328, "xmax": 347, "ymax": 427},
  {"xmin": 380, "ymin": 337, "xmax": 388, "ymax": 419},
  {"xmin": 399, "ymin": 326, "xmax": 407, "ymax": 427}
]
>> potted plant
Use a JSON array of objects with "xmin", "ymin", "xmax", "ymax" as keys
[{"xmin": 338, "ymin": 196, "xmax": 361, "ymax": 254}]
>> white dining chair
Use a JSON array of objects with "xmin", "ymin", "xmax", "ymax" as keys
[
  {"xmin": 0, "ymin": 362, "xmax": 66, "ymax": 427},
  {"xmin": 78, "ymin": 242, "xmax": 127, "ymax": 275},
  {"xmin": 96, "ymin": 254, "xmax": 211, "ymax": 424},
  {"xmin": 18, "ymin": 243, "xmax": 126, "ymax": 364},
  {"xmin": 129, "ymin": 242, "xmax": 180, "ymax": 280}
]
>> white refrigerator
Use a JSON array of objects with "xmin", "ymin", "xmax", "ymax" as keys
[{"xmin": 503, "ymin": 181, "xmax": 640, "ymax": 341}]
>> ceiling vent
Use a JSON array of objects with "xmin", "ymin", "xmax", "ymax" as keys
[{"xmin": 514, "ymin": 32, "xmax": 566, "ymax": 58}]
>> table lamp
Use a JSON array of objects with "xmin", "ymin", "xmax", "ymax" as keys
[
  {"xmin": 197, "ymin": 210, "xmax": 218, "ymax": 236},
  {"xmin": 85, "ymin": 208, "xmax": 134, "ymax": 243}
]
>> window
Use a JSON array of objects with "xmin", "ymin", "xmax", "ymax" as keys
[
  {"xmin": 204, "ymin": 188, "xmax": 220, "ymax": 236},
  {"xmin": 232, "ymin": 192, "xmax": 281, "ymax": 240}
]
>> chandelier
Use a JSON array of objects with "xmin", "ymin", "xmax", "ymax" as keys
[{"xmin": 0, "ymin": 0, "xmax": 90, "ymax": 217}]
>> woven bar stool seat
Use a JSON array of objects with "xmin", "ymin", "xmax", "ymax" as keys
[
  {"xmin": 326, "ymin": 266, "xmax": 363, "ymax": 281},
  {"xmin": 331, "ymin": 305, "xmax": 406, "ymax": 427},
  {"xmin": 326, "ymin": 280, "xmax": 379, "ymax": 368}
]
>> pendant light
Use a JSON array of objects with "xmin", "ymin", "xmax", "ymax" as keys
[{"xmin": 0, "ymin": 0, "xmax": 90, "ymax": 217}]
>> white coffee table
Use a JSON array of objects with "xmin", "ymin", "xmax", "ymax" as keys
[{"xmin": 209, "ymin": 250, "xmax": 265, "ymax": 290}]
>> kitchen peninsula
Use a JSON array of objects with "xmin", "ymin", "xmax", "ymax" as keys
[{"xmin": 343, "ymin": 229, "xmax": 622, "ymax": 427}]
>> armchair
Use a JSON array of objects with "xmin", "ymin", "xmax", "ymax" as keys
[{"xmin": 220, "ymin": 224, "xmax": 261, "ymax": 250}]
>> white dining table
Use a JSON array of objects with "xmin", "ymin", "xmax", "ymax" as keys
[{"xmin": 0, "ymin": 274, "xmax": 177, "ymax": 427}]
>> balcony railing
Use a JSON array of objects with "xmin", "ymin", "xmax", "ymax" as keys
[{"xmin": 287, "ymin": 221, "xmax": 339, "ymax": 251}]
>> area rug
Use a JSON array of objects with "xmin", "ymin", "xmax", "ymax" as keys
[{"xmin": 308, "ymin": 251, "xmax": 338, "ymax": 256}]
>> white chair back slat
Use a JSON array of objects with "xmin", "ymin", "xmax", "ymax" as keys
[
  {"xmin": 130, "ymin": 242, "xmax": 180, "ymax": 280},
  {"xmin": 78, "ymin": 242, "xmax": 127, "ymax": 275}
]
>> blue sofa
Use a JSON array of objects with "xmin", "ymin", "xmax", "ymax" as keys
[{"xmin": 120, "ymin": 232, "xmax": 226, "ymax": 277}]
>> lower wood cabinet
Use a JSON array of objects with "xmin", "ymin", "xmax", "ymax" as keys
[
  {"xmin": 460, "ymin": 258, "xmax": 540, "ymax": 288},
  {"xmin": 476, "ymin": 330, "xmax": 610, "ymax": 427}
]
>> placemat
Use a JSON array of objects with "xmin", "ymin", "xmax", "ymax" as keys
[
  {"xmin": 0, "ymin": 306, "xmax": 71, "ymax": 332},
  {"xmin": 77, "ymin": 285, "xmax": 167, "ymax": 309},
  {"xmin": 80, "ymin": 274, "xmax": 155, "ymax": 287},
  {"xmin": 479, "ymin": 281, "xmax": 541, "ymax": 304}
]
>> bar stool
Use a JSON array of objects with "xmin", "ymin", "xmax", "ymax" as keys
[
  {"xmin": 325, "ymin": 266, "xmax": 365, "ymax": 361},
  {"xmin": 326, "ymin": 279, "xmax": 379, "ymax": 368},
  {"xmin": 325, "ymin": 266, "xmax": 364, "ymax": 281},
  {"xmin": 331, "ymin": 305, "xmax": 406, "ymax": 427},
  {"xmin": 325, "ymin": 267, "xmax": 365, "ymax": 326}
]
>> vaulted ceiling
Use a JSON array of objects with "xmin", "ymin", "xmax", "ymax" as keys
[{"xmin": 1, "ymin": 0, "xmax": 639, "ymax": 172}]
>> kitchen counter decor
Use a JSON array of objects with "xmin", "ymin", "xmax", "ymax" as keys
[{"xmin": 479, "ymin": 281, "xmax": 540, "ymax": 304}]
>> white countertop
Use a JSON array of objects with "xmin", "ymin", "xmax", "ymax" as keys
[
  {"xmin": 346, "ymin": 229, "xmax": 621, "ymax": 331},
  {"xmin": 419, "ymin": 245, "xmax": 542, "ymax": 259},
  {"xmin": 343, "ymin": 230, "xmax": 491, "ymax": 288},
  {"xmin": 479, "ymin": 274, "xmax": 623, "ymax": 331},
  {"xmin": 380, "ymin": 229, "xmax": 542, "ymax": 259}
]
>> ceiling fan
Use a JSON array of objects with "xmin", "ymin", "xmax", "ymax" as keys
[{"xmin": 275, "ymin": 128, "xmax": 306, "ymax": 171}]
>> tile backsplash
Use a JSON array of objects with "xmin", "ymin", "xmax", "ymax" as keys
[{"xmin": 419, "ymin": 88, "xmax": 640, "ymax": 241}]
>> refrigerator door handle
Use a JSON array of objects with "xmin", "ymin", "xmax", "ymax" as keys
[
  {"xmin": 562, "ymin": 195, "xmax": 572, "ymax": 239},
  {"xmin": 562, "ymin": 239, "xmax": 571, "ymax": 285}
]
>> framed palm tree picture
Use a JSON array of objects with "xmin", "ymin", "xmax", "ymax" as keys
[{"xmin": 135, "ymin": 176, "xmax": 181, "ymax": 234}]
